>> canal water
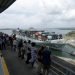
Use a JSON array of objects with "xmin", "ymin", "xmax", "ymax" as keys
[{"xmin": 0, "ymin": 29, "xmax": 75, "ymax": 59}]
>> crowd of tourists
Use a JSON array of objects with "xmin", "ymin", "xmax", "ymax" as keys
[
  {"xmin": 0, "ymin": 32, "xmax": 52, "ymax": 75},
  {"xmin": 0, "ymin": 32, "xmax": 16, "ymax": 51}
]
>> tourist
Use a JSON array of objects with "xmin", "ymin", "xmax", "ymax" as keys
[
  {"xmin": 26, "ymin": 40, "xmax": 31, "ymax": 64},
  {"xmin": 13, "ymin": 38, "xmax": 17, "ymax": 51},
  {"xmin": 21, "ymin": 41, "xmax": 27, "ymax": 59},
  {"xmin": 0, "ymin": 37, "xmax": 2, "ymax": 50},
  {"xmin": 42, "ymin": 46, "xmax": 51, "ymax": 75},
  {"xmin": 9, "ymin": 36, "xmax": 13, "ymax": 51},
  {"xmin": 37, "ymin": 45, "xmax": 46, "ymax": 75},
  {"xmin": 29, "ymin": 42, "xmax": 37, "ymax": 67},
  {"xmin": 2, "ymin": 35, "xmax": 6, "ymax": 50},
  {"xmin": 6, "ymin": 35, "xmax": 10, "ymax": 49},
  {"xmin": 18, "ymin": 39, "xmax": 23, "ymax": 57}
]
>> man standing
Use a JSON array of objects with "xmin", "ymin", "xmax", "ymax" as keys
[
  {"xmin": 26, "ymin": 40, "xmax": 31, "ymax": 64},
  {"xmin": 42, "ymin": 46, "xmax": 51, "ymax": 75},
  {"xmin": 18, "ymin": 39, "xmax": 23, "ymax": 57}
]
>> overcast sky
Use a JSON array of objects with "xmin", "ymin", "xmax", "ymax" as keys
[{"xmin": 0, "ymin": 0, "xmax": 75, "ymax": 29}]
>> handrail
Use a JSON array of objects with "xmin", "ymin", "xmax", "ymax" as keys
[
  {"xmin": 51, "ymin": 65, "xmax": 65, "ymax": 75},
  {"xmin": 52, "ymin": 60, "xmax": 75, "ymax": 74},
  {"xmin": 50, "ymin": 69, "xmax": 58, "ymax": 75}
]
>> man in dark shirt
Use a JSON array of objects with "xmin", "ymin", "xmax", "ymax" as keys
[
  {"xmin": 18, "ymin": 39, "xmax": 23, "ymax": 57},
  {"xmin": 42, "ymin": 46, "xmax": 51, "ymax": 75}
]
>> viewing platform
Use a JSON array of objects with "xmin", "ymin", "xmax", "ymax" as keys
[{"xmin": 1, "ymin": 50, "xmax": 75, "ymax": 75}]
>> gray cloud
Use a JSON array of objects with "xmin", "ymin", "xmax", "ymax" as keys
[{"xmin": 0, "ymin": 0, "xmax": 75, "ymax": 28}]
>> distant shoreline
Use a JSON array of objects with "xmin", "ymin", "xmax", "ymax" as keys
[
  {"xmin": 0, "ymin": 27, "xmax": 75, "ymax": 30},
  {"xmin": 0, "ymin": 28, "xmax": 15, "ymax": 30},
  {"xmin": 57, "ymin": 28, "xmax": 75, "ymax": 30}
]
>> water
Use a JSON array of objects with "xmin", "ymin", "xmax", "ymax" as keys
[
  {"xmin": 0, "ymin": 29, "xmax": 13, "ymax": 35},
  {"xmin": 44, "ymin": 28, "xmax": 72, "ymax": 35},
  {"xmin": 0, "ymin": 28, "xmax": 72, "ymax": 35}
]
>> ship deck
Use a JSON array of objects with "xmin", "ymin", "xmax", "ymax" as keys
[
  {"xmin": 2, "ymin": 50, "xmax": 52, "ymax": 75},
  {"xmin": 0, "ymin": 49, "xmax": 75, "ymax": 75},
  {"xmin": 2, "ymin": 50, "xmax": 37, "ymax": 75}
]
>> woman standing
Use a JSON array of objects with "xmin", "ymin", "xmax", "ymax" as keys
[{"xmin": 29, "ymin": 42, "xmax": 37, "ymax": 67}]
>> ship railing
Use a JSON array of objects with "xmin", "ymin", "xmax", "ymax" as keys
[{"xmin": 50, "ymin": 56, "xmax": 75, "ymax": 75}]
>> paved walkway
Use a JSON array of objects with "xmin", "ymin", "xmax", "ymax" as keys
[
  {"xmin": 2, "ymin": 50, "xmax": 52, "ymax": 75},
  {"xmin": 2, "ymin": 50, "xmax": 38, "ymax": 75},
  {"xmin": 0, "ymin": 57, "xmax": 4, "ymax": 75}
]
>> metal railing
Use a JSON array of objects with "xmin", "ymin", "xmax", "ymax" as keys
[{"xmin": 50, "ymin": 56, "xmax": 75, "ymax": 75}]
